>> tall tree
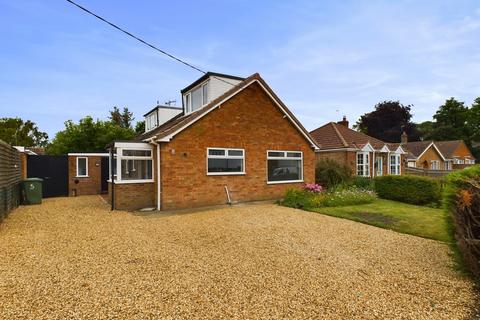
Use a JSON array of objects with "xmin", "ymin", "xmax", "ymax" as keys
[
  {"xmin": 46, "ymin": 116, "xmax": 135, "ymax": 155},
  {"xmin": 0, "ymin": 117, "xmax": 48, "ymax": 147},
  {"xmin": 355, "ymin": 101, "xmax": 421, "ymax": 142},
  {"xmin": 109, "ymin": 106, "xmax": 134, "ymax": 128},
  {"xmin": 416, "ymin": 121, "xmax": 434, "ymax": 140},
  {"xmin": 135, "ymin": 121, "xmax": 145, "ymax": 134},
  {"xmin": 467, "ymin": 97, "xmax": 480, "ymax": 159},
  {"xmin": 428, "ymin": 97, "xmax": 470, "ymax": 141}
]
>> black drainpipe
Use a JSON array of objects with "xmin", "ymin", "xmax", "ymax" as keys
[{"xmin": 110, "ymin": 146, "xmax": 115, "ymax": 211}]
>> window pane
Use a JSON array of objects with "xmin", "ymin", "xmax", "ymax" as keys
[
  {"xmin": 208, "ymin": 159, "xmax": 243, "ymax": 173},
  {"xmin": 121, "ymin": 159, "xmax": 152, "ymax": 180},
  {"xmin": 228, "ymin": 150, "xmax": 243, "ymax": 156},
  {"xmin": 191, "ymin": 87, "xmax": 202, "ymax": 111},
  {"xmin": 208, "ymin": 149, "xmax": 225, "ymax": 156},
  {"xmin": 185, "ymin": 94, "xmax": 190, "ymax": 112},
  {"xmin": 202, "ymin": 83, "xmax": 208, "ymax": 105},
  {"xmin": 286, "ymin": 152, "xmax": 301, "ymax": 158},
  {"xmin": 268, "ymin": 159, "xmax": 301, "ymax": 182},
  {"xmin": 122, "ymin": 149, "xmax": 151, "ymax": 157},
  {"xmin": 268, "ymin": 151, "xmax": 284, "ymax": 157},
  {"xmin": 77, "ymin": 158, "xmax": 87, "ymax": 176}
]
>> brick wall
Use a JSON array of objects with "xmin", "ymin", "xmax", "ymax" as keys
[
  {"xmin": 108, "ymin": 182, "xmax": 155, "ymax": 211},
  {"xmin": 68, "ymin": 156, "xmax": 106, "ymax": 196},
  {"xmin": 157, "ymin": 82, "xmax": 316, "ymax": 210}
]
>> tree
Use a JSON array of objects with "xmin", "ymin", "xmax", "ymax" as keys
[
  {"xmin": 0, "ymin": 117, "xmax": 48, "ymax": 147},
  {"xmin": 467, "ymin": 97, "xmax": 480, "ymax": 159},
  {"xmin": 135, "ymin": 121, "xmax": 145, "ymax": 134},
  {"xmin": 46, "ymin": 116, "xmax": 135, "ymax": 155},
  {"xmin": 109, "ymin": 106, "xmax": 134, "ymax": 128},
  {"xmin": 355, "ymin": 101, "xmax": 421, "ymax": 142},
  {"xmin": 428, "ymin": 98, "xmax": 470, "ymax": 141},
  {"xmin": 416, "ymin": 121, "xmax": 434, "ymax": 140}
]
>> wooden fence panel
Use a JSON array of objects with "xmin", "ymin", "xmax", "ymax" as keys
[{"xmin": 0, "ymin": 139, "xmax": 21, "ymax": 221}]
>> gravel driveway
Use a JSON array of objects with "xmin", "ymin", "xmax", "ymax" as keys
[{"xmin": 0, "ymin": 196, "xmax": 478, "ymax": 319}]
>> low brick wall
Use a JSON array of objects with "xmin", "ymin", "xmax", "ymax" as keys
[{"xmin": 108, "ymin": 182, "xmax": 155, "ymax": 211}]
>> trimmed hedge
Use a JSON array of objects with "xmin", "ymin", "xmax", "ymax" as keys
[
  {"xmin": 315, "ymin": 159, "xmax": 352, "ymax": 189},
  {"xmin": 374, "ymin": 175, "xmax": 441, "ymax": 205},
  {"xmin": 443, "ymin": 165, "xmax": 480, "ymax": 278}
]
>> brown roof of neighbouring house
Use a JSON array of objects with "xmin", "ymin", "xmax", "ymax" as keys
[
  {"xmin": 309, "ymin": 122, "xmax": 388, "ymax": 150},
  {"xmin": 435, "ymin": 140, "xmax": 466, "ymax": 159},
  {"xmin": 137, "ymin": 73, "xmax": 319, "ymax": 149},
  {"xmin": 402, "ymin": 141, "xmax": 434, "ymax": 158},
  {"xmin": 403, "ymin": 140, "xmax": 474, "ymax": 160}
]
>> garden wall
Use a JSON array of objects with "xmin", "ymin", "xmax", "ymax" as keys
[{"xmin": 0, "ymin": 140, "xmax": 22, "ymax": 221}]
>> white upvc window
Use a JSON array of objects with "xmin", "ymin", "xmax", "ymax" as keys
[
  {"xmin": 407, "ymin": 161, "xmax": 416, "ymax": 168},
  {"xmin": 445, "ymin": 161, "xmax": 452, "ymax": 170},
  {"xmin": 267, "ymin": 150, "xmax": 303, "ymax": 184},
  {"xmin": 207, "ymin": 148, "xmax": 245, "ymax": 175},
  {"xmin": 389, "ymin": 154, "xmax": 401, "ymax": 175},
  {"xmin": 145, "ymin": 112, "xmax": 158, "ymax": 132},
  {"xmin": 185, "ymin": 82, "xmax": 209, "ymax": 114},
  {"xmin": 109, "ymin": 145, "xmax": 154, "ymax": 184},
  {"xmin": 430, "ymin": 160, "xmax": 440, "ymax": 170},
  {"xmin": 356, "ymin": 152, "xmax": 370, "ymax": 177},
  {"xmin": 76, "ymin": 157, "xmax": 88, "ymax": 177},
  {"xmin": 374, "ymin": 156, "xmax": 383, "ymax": 176},
  {"xmin": 465, "ymin": 158, "xmax": 475, "ymax": 164}
]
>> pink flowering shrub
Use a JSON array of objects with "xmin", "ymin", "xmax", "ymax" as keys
[{"xmin": 302, "ymin": 183, "xmax": 323, "ymax": 193}]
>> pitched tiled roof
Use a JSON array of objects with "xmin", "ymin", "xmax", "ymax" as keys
[
  {"xmin": 309, "ymin": 122, "xmax": 387, "ymax": 150},
  {"xmin": 137, "ymin": 73, "xmax": 319, "ymax": 149},
  {"xmin": 435, "ymin": 140, "xmax": 463, "ymax": 159},
  {"xmin": 402, "ymin": 141, "xmax": 433, "ymax": 158}
]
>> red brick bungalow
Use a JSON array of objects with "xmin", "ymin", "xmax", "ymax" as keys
[
  {"xmin": 107, "ymin": 72, "xmax": 319, "ymax": 210},
  {"xmin": 309, "ymin": 117, "xmax": 407, "ymax": 177}
]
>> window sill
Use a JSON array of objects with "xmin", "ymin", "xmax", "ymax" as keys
[
  {"xmin": 111, "ymin": 180, "xmax": 154, "ymax": 184},
  {"xmin": 207, "ymin": 172, "xmax": 246, "ymax": 176},
  {"xmin": 267, "ymin": 180, "xmax": 303, "ymax": 185},
  {"xmin": 76, "ymin": 175, "xmax": 89, "ymax": 178}
]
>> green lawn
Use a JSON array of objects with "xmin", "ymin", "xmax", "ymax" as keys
[{"xmin": 311, "ymin": 199, "xmax": 452, "ymax": 243}]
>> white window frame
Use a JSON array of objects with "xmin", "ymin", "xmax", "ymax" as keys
[
  {"xmin": 206, "ymin": 147, "xmax": 245, "ymax": 176},
  {"xmin": 110, "ymin": 145, "xmax": 154, "ymax": 184},
  {"xmin": 356, "ymin": 152, "xmax": 370, "ymax": 177},
  {"xmin": 374, "ymin": 156, "xmax": 383, "ymax": 176},
  {"xmin": 267, "ymin": 150, "xmax": 303, "ymax": 184},
  {"xmin": 76, "ymin": 157, "xmax": 88, "ymax": 177},
  {"xmin": 389, "ymin": 154, "xmax": 401, "ymax": 175},
  {"xmin": 430, "ymin": 160, "xmax": 440, "ymax": 170},
  {"xmin": 184, "ymin": 81, "xmax": 209, "ymax": 115}
]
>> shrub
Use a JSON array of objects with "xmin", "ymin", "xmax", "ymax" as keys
[
  {"xmin": 302, "ymin": 183, "xmax": 323, "ymax": 193},
  {"xmin": 351, "ymin": 176, "xmax": 374, "ymax": 190},
  {"xmin": 315, "ymin": 159, "xmax": 352, "ymax": 189},
  {"xmin": 374, "ymin": 175, "xmax": 441, "ymax": 205},
  {"xmin": 281, "ymin": 189, "xmax": 316, "ymax": 209},
  {"xmin": 443, "ymin": 165, "xmax": 480, "ymax": 278},
  {"xmin": 322, "ymin": 187, "xmax": 377, "ymax": 207}
]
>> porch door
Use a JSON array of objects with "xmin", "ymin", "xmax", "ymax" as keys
[{"xmin": 375, "ymin": 156, "xmax": 383, "ymax": 176}]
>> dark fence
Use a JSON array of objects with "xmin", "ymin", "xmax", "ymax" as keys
[{"xmin": 0, "ymin": 140, "xmax": 21, "ymax": 221}]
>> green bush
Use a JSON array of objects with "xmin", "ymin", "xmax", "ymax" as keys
[
  {"xmin": 281, "ymin": 189, "xmax": 315, "ymax": 209},
  {"xmin": 443, "ymin": 165, "xmax": 480, "ymax": 278},
  {"xmin": 374, "ymin": 175, "xmax": 441, "ymax": 205},
  {"xmin": 322, "ymin": 187, "xmax": 377, "ymax": 207},
  {"xmin": 351, "ymin": 176, "xmax": 374, "ymax": 190},
  {"xmin": 315, "ymin": 159, "xmax": 352, "ymax": 189}
]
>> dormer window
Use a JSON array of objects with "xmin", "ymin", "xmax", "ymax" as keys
[
  {"xmin": 145, "ymin": 112, "xmax": 158, "ymax": 132},
  {"xmin": 185, "ymin": 82, "xmax": 209, "ymax": 114}
]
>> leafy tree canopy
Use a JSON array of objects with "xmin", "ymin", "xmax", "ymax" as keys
[
  {"xmin": 428, "ymin": 97, "xmax": 471, "ymax": 141},
  {"xmin": 46, "ymin": 116, "xmax": 135, "ymax": 155},
  {"xmin": 354, "ymin": 100, "xmax": 421, "ymax": 143},
  {"xmin": 135, "ymin": 121, "xmax": 145, "ymax": 134},
  {"xmin": 0, "ymin": 117, "xmax": 48, "ymax": 147}
]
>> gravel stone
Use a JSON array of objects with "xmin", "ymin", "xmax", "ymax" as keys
[{"xmin": 0, "ymin": 196, "xmax": 478, "ymax": 319}]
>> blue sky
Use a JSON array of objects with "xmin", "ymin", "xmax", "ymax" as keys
[{"xmin": 1, "ymin": 0, "xmax": 479, "ymax": 139}]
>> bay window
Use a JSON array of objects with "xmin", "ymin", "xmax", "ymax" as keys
[
  {"xmin": 207, "ymin": 148, "xmax": 245, "ymax": 175},
  {"xmin": 267, "ymin": 151, "xmax": 303, "ymax": 183},
  {"xmin": 389, "ymin": 154, "xmax": 401, "ymax": 175},
  {"xmin": 356, "ymin": 152, "xmax": 370, "ymax": 177}
]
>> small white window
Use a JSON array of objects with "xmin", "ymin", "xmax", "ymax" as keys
[
  {"xmin": 207, "ymin": 148, "xmax": 245, "ymax": 175},
  {"xmin": 76, "ymin": 157, "xmax": 88, "ymax": 177},
  {"xmin": 374, "ymin": 156, "xmax": 383, "ymax": 176},
  {"xmin": 430, "ymin": 160, "xmax": 440, "ymax": 170},
  {"xmin": 185, "ymin": 93, "xmax": 191, "ymax": 113},
  {"xmin": 202, "ymin": 83, "xmax": 209, "ymax": 105},
  {"xmin": 267, "ymin": 150, "xmax": 303, "ymax": 184},
  {"xmin": 356, "ymin": 152, "xmax": 370, "ymax": 177}
]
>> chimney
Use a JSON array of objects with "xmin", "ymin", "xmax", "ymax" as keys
[
  {"xmin": 401, "ymin": 131, "xmax": 408, "ymax": 144},
  {"xmin": 337, "ymin": 116, "xmax": 349, "ymax": 128}
]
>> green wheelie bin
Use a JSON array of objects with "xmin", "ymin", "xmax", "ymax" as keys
[{"xmin": 22, "ymin": 178, "xmax": 43, "ymax": 205}]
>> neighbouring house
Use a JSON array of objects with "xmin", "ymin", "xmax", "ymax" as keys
[
  {"xmin": 107, "ymin": 72, "xmax": 318, "ymax": 211},
  {"xmin": 309, "ymin": 117, "xmax": 406, "ymax": 177},
  {"xmin": 402, "ymin": 136, "xmax": 476, "ymax": 170},
  {"xmin": 68, "ymin": 153, "xmax": 110, "ymax": 196}
]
